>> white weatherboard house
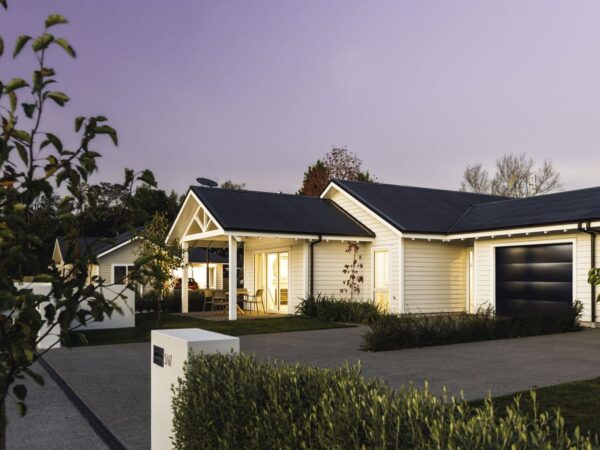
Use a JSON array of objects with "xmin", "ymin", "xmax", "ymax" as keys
[
  {"xmin": 166, "ymin": 180, "xmax": 600, "ymax": 324},
  {"xmin": 53, "ymin": 229, "xmax": 226, "ymax": 288}
]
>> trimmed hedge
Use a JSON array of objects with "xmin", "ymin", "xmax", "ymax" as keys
[
  {"xmin": 135, "ymin": 290, "xmax": 205, "ymax": 313},
  {"xmin": 295, "ymin": 295, "xmax": 381, "ymax": 324},
  {"xmin": 171, "ymin": 353, "xmax": 595, "ymax": 449},
  {"xmin": 363, "ymin": 302, "xmax": 583, "ymax": 352}
]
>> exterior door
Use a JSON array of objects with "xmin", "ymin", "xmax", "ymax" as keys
[
  {"xmin": 266, "ymin": 251, "xmax": 289, "ymax": 313},
  {"xmin": 373, "ymin": 249, "xmax": 390, "ymax": 312}
]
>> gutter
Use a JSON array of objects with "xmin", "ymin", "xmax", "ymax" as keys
[
  {"xmin": 309, "ymin": 236, "xmax": 323, "ymax": 298},
  {"xmin": 579, "ymin": 222, "xmax": 599, "ymax": 322}
]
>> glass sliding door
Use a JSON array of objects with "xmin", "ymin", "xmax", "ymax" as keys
[{"xmin": 265, "ymin": 251, "xmax": 289, "ymax": 313}]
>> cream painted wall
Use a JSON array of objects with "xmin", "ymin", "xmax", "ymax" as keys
[
  {"xmin": 327, "ymin": 188, "xmax": 401, "ymax": 311},
  {"xmin": 474, "ymin": 232, "xmax": 597, "ymax": 322},
  {"xmin": 403, "ymin": 239, "xmax": 468, "ymax": 313}
]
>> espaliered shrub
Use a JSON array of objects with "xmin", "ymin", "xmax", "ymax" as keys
[
  {"xmin": 363, "ymin": 302, "xmax": 583, "ymax": 352},
  {"xmin": 171, "ymin": 353, "xmax": 595, "ymax": 449},
  {"xmin": 295, "ymin": 295, "xmax": 381, "ymax": 324}
]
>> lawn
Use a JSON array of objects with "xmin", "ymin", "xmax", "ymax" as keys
[
  {"xmin": 72, "ymin": 312, "xmax": 352, "ymax": 346},
  {"xmin": 475, "ymin": 377, "xmax": 600, "ymax": 437}
]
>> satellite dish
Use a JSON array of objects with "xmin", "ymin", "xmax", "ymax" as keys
[{"xmin": 196, "ymin": 177, "xmax": 218, "ymax": 188}]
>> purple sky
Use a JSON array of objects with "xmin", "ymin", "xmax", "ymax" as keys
[{"xmin": 3, "ymin": 1, "xmax": 600, "ymax": 194}]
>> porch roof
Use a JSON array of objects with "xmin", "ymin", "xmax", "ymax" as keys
[{"xmin": 189, "ymin": 186, "xmax": 375, "ymax": 238}]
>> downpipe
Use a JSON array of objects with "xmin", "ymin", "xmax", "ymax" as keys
[
  {"xmin": 579, "ymin": 222, "xmax": 599, "ymax": 323},
  {"xmin": 309, "ymin": 236, "xmax": 323, "ymax": 298}
]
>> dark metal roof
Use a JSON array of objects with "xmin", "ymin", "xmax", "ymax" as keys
[
  {"xmin": 56, "ymin": 229, "xmax": 139, "ymax": 262},
  {"xmin": 188, "ymin": 247, "xmax": 228, "ymax": 264},
  {"xmin": 190, "ymin": 186, "xmax": 375, "ymax": 237},
  {"xmin": 332, "ymin": 179, "xmax": 505, "ymax": 233},
  {"xmin": 448, "ymin": 186, "xmax": 600, "ymax": 233}
]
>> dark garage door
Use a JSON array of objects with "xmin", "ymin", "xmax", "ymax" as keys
[{"xmin": 495, "ymin": 243, "xmax": 573, "ymax": 316}]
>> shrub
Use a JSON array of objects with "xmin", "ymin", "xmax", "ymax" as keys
[
  {"xmin": 171, "ymin": 353, "xmax": 595, "ymax": 449},
  {"xmin": 363, "ymin": 302, "xmax": 583, "ymax": 352},
  {"xmin": 295, "ymin": 295, "xmax": 381, "ymax": 324}
]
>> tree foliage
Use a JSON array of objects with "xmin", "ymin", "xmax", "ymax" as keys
[
  {"xmin": 460, "ymin": 153, "xmax": 562, "ymax": 198},
  {"xmin": 0, "ymin": 6, "xmax": 154, "ymax": 441},
  {"xmin": 298, "ymin": 148, "xmax": 374, "ymax": 196},
  {"xmin": 220, "ymin": 180, "xmax": 246, "ymax": 190}
]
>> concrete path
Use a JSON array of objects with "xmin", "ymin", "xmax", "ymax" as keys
[
  {"xmin": 6, "ymin": 362, "xmax": 108, "ymax": 450},
  {"xmin": 43, "ymin": 327, "xmax": 600, "ymax": 449}
]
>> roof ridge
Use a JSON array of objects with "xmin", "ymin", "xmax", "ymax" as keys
[
  {"xmin": 465, "ymin": 185, "xmax": 600, "ymax": 208},
  {"xmin": 333, "ymin": 179, "xmax": 505, "ymax": 199},
  {"xmin": 193, "ymin": 185, "xmax": 308, "ymax": 199}
]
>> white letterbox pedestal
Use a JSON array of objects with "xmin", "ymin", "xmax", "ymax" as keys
[{"xmin": 151, "ymin": 328, "xmax": 240, "ymax": 450}]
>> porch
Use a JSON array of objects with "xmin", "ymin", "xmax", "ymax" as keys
[{"xmin": 165, "ymin": 186, "xmax": 375, "ymax": 320}]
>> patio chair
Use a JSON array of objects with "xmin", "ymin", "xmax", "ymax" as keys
[
  {"xmin": 212, "ymin": 290, "xmax": 228, "ymax": 312},
  {"xmin": 202, "ymin": 289, "xmax": 214, "ymax": 312},
  {"xmin": 243, "ymin": 289, "xmax": 265, "ymax": 315}
]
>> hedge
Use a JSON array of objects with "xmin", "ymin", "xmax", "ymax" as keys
[
  {"xmin": 171, "ymin": 353, "xmax": 595, "ymax": 449},
  {"xmin": 363, "ymin": 302, "xmax": 583, "ymax": 352},
  {"xmin": 295, "ymin": 295, "xmax": 381, "ymax": 324},
  {"xmin": 135, "ymin": 290, "xmax": 205, "ymax": 313}
]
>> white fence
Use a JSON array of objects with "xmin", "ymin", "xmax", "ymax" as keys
[{"xmin": 13, "ymin": 282, "xmax": 136, "ymax": 349}]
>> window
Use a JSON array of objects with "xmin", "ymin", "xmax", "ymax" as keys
[{"xmin": 113, "ymin": 265, "xmax": 134, "ymax": 284}]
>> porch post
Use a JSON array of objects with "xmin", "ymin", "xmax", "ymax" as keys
[
  {"xmin": 182, "ymin": 241, "xmax": 189, "ymax": 313},
  {"xmin": 228, "ymin": 235, "xmax": 238, "ymax": 321}
]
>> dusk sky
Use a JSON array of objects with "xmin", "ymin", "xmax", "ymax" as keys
[{"xmin": 2, "ymin": 1, "xmax": 600, "ymax": 195}]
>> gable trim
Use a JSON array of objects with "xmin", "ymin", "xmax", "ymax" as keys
[{"xmin": 320, "ymin": 181, "xmax": 402, "ymax": 236}]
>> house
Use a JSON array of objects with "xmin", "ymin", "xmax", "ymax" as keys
[
  {"xmin": 166, "ymin": 180, "xmax": 600, "ymax": 324},
  {"xmin": 53, "ymin": 230, "xmax": 227, "ymax": 288}
]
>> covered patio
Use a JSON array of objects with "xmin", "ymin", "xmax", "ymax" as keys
[{"xmin": 166, "ymin": 186, "xmax": 375, "ymax": 320}]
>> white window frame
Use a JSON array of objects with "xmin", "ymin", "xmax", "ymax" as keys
[{"xmin": 111, "ymin": 264, "xmax": 135, "ymax": 285}]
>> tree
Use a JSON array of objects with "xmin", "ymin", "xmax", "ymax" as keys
[
  {"xmin": 340, "ymin": 242, "xmax": 364, "ymax": 300},
  {"xmin": 460, "ymin": 153, "xmax": 562, "ymax": 198},
  {"xmin": 459, "ymin": 163, "xmax": 490, "ymax": 194},
  {"xmin": 589, "ymin": 269, "xmax": 600, "ymax": 303},
  {"xmin": 133, "ymin": 213, "xmax": 183, "ymax": 327},
  {"xmin": 220, "ymin": 180, "xmax": 246, "ymax": 190},
  {"xmin": 298, "ymin": 148, "xmax": 374, "ymax": 196},
  {"xmin": 0, "ymin": 9, "xmax": 155, "ymax": 446},
  {"xmin": 297, "ymin": 160, "xmax": 329, "ymax": 196}
]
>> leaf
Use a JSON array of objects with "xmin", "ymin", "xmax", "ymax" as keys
[
  {"xmin": 41, "ymin": 133, "xmax": 63, "ymax": 152},
  {"xmin": 93, "ymin": 125, "xmax": 118, "ymax": 146},
  {"xmin": 15, "ymin": 142, "xmax": 28, "ymax": 165},
  {"xmin": 46, "ymin": 91, "xmax": 70, "ymax": 106},
  {"xmin": 3, "ymin": 77, "xmax": 28, "ymax": 93},
  {"xmin": 45, "ymin": 14, "xmax": 69, "ymax": 28},
  {"xmin": 0, "ymin": 0, "xmax": 6, "ymax": 10},
  {"xmin": 22, "ymin": 103, "xmax": 36, "ymax": 119},
  {"xmin": 16, "ymin": 402, "xmax": 27, "ymax": 417},
  {"xmin": 13, "ymin": 35, "xmax": 31, "ymax": 58},
  {"xmin": 0, "ymin": 35, "xmax": 4, "ymax": 58},
  {"xmin": 13, "ymin": 384, "xmax": 27, "ymax": 401},
  {"xmin": 75, "ymin": 116, "xmax": 85, "ymax": 132},
  {"xmin": 54, "ymin": 37, "xmax": 76, "ymax": 58},
  {"xmin": 32, "ymin": 33, "xmax": 54, "ymax": 52},
  {"xmin": 12, "ymin": 129, "xmax": 32, "ymax": 144},
  {"xmin": 139, "ymin": 169, "xmax": 157, "ymax": 187}
]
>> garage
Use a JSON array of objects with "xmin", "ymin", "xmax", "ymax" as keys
[{"xmin": 495, "ymin": 243, "xmax": 573, "ymax": 316}]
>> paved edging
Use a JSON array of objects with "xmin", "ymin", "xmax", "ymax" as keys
[{"xmin": 39, "ymin": 357, "xmax": 127, "ymax": 450}]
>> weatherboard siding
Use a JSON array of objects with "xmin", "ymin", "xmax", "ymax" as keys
[
  {"xmin": 328, "ymin": 189, "xmax": 401, "ymax": 312},
  {"xmin": 403, "ymin": 239, "xmax": 468, "ymax": 313},
  {"xmin": 98, "ymin": 241, "xmax": 139, "ymax": 283},
  {"xmin": 474, "ymin": 232, "xmax": 595, "ymax": 322}
]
